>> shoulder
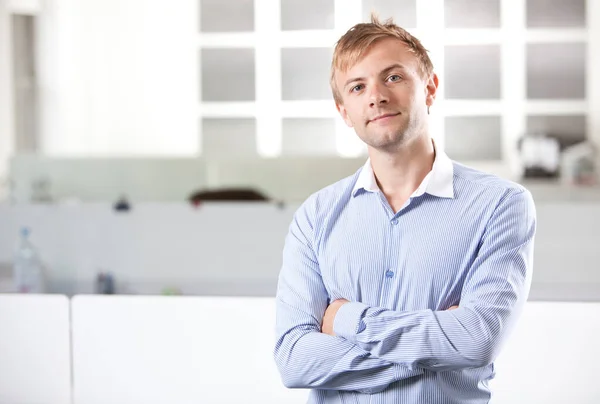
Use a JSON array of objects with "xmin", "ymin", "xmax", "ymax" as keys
[
  {"xmin": 452, "ymin": 161, "xmax": 532, "ymax": 201},
  {"xmin": 451, "ymin": 161, "xmax": 536, "ymax": 224}
]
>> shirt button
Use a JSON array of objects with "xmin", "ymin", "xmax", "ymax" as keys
[
  {"xmin": 391, "ymin": 218, "xmax": 399, "ymax": 225},
  {"xmin": 385, "ymin": 270, "xmax": 394, "ymax": 278}
]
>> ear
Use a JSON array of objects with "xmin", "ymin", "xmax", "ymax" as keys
[
  {"xmin": 336, "ymin": 102, "xmax": 354, "ymax": 128},
  {"xmin": 425, "ymin": 73, "xmax": 439, "ymax": 109}
]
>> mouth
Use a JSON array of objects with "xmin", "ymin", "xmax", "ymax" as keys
[{"xmin": 368, "ymin": 112, "xmax": 400, "ymax": 124}]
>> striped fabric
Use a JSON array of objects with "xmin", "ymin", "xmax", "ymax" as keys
[{"xmin": 274, "ymin": 147, "xmax": 536, "ymax": 404}]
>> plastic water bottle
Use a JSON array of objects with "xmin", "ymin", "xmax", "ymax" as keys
[{"xmin": 13, "ymin": 227, "xmax": 45, "ymax": 293}]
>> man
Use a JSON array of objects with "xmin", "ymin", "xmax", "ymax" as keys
[{"xmin": 274, "ymin": 15, "xmax": 536, "ymax": 404}]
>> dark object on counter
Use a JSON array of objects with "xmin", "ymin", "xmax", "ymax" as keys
[
  {"xmin": 188, "ymin": 188, "xmax": 271, "ymax": 205},
  {"xmin": 114, "ymin": 195, "xmax": 131, "ymax": 212},
  {"xmin": 95, "ymin": 272, "xmax": 115, "ymax": 294}
]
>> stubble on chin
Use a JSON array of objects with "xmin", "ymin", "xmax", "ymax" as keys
[{"xmin": 361, "ymin": 123, "xmax": 413, "ymax": 153}]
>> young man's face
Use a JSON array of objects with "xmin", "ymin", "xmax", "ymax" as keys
[{"xmin": 335, "ymin": 38, "xmax": 437, "ymax": 152}]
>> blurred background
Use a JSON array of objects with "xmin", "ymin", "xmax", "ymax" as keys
[
  {"xmin": 0, "ymin": 0, "xmax": 599, "ymax": 297},
  {"xmin": 1, "ymin": 1, "xmax": 600, "ymax": 403}
]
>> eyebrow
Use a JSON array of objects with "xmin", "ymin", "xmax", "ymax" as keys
[
  {"xmin": 343, "ymin": 63, "xmax": 408, "ymax": 89},
  {"xmin": 380, "ymin": 63, "xmax": 407, "ymax": 76}
]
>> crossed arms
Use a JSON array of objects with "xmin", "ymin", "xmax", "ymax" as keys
[{"xmin": 273, "ymin": 190, "xmax": 536, "ymax": 393}]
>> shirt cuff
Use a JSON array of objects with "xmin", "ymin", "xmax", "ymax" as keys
[{"xmin": 333, "ymin": 301, "xmax": 369, "ymax": 342}]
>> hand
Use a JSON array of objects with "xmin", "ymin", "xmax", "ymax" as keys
[
  {"xmin": 447, "ymin": 305, "xmax": 459, "ymax": 310},
  {"xmin": 321, "ymin": 298, "xmax": 349, "ymax": 336}
]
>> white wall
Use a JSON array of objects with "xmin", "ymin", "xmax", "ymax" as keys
[
  {"xmin": 0, "ymin": 0, "xmax": 14, "ymax": 187},
  {"xmin": 0, "ymin": 204, "xmax": 291, "ymax": 295},
  {"xmin": 36, "ymin": 0, "xmax": 198, "ymax": 157},
  {"xmin": 0, "ymin": 202, "xmax": 598, "ymax": 300}
]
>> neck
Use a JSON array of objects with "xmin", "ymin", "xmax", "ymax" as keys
[{"xmin": 368, "ymin": 135, "xmax": 435, "ymax": 202}]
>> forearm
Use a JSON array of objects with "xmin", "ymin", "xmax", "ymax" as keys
[
  {"xmin": 275, "ymin": 299, "xmax": 423, "ymax": 392},
  {"xmin": 333, "ymin": 189, "xmax": 536, "ymax": 371},
  {"xmin": 335, "ymin": 303, "xmax": 505, "ymax": 371},
  {"xmin": 334, "ymin": 262, "xmax": 531, "ymax": 372}
]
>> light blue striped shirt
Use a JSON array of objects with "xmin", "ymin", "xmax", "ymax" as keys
[{"xmin": 274, "ymin": 147, "xmax": 536, "ymax": 403}]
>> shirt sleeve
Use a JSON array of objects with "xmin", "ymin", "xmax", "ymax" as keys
[
  {"xmin": 333, "ymin": 189, "xmax": 536, "ymax": 371},
  {"xmin": 274, "ymin": 197, "xmax": 423, "ymax": 392}
]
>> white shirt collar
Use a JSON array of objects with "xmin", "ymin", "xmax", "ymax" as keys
[{"xmin": 352, "ymin": 140, "xmax": 455, "ymax": 199}]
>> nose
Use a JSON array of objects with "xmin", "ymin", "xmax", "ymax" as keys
[{"xmin": 369, "ymin": 82, "xmax": 389, "ymax": 107}]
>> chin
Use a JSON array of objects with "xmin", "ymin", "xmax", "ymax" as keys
[
  {"xmin": 370, "ymin": 130, "xmax": 407, "ymax": 145},
  {"xmin": 364, "ymin": 137, "xmax": 406, "ymax": 151}
]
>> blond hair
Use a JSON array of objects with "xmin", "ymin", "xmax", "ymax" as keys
[{"xmin": 330, "ymin": 14, "xmax": 434, "ymax": 104}]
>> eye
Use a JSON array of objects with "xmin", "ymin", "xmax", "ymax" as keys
[
  {"xmin": 387, "ymin": 74, "xmax": 402, "ymax": 82},
  {"xmin": 350, "ymin": 84, "xmax": 364, "ymax": 93}
]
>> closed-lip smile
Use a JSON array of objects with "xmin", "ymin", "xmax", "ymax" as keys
[{"xmin": 369, "ymin": 113, "xmax": 399, "ymax": 123}]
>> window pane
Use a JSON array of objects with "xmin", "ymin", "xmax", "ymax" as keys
[
  {"xmin": 526, "ymin": 115, "xmax": 586, "ymax": 149},
  {"xmin": 281, "ymin": 48, "xmax": 332, "ymax": 100},
  {"xmin": 445, "ymin": 116, "xmax": 502, "ymax": 160},
  {"xmin": 527, "ymin": 43, "xmax": 586, "ymax": 99},
  {"xmin": 199, "ymin": 0, "xmax": 255, "ymax": 32},
  {"xmin": 281, "ymin": 0, "xmax": 334, "ymax": 30},
  {"xmin": 526, "ymin": 0, "xmax": 586, "ymax": 28},
  {"xmin": 201, "ymin": 118, "xmax": 257, "ymax": 156},
  {"xmin": 281, "ymin": 118, "xmax": 336, "ymax": 155},
  {"xmin": 362, "ymin": 0, "xmax": 417, "ymax": 28},
  {"xmin": 445, "ymin": 45, "xmax": 501, "ymax": 99},
  {"xmin": 201, "ymin": 49, "xmax": 255, "ymax": 101},
  {"xmin": 444, "ymin": 0, "xmax": 500, "ymax": 28}
]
